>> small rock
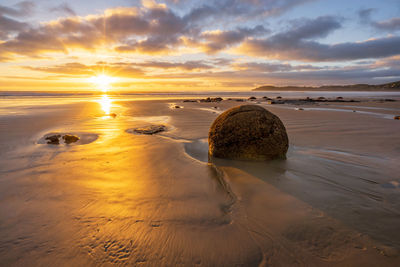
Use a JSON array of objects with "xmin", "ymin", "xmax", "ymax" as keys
[
  {"xmin": 235, "ymin": 99, "xmax": 245, "ymax": 102},
  {"xmin": 62, "ymin": 134, "xmax": 80, "ymax": 144},
  {"xmin": 276, "ymin": 96, "xmax": 282, "ymax": 99},
  {"xmin": 295, "ymin": 107, "xmax": 304, "ymax": 111},
  {"xmin": 174, "ymin": 105, "xmax": 181, "ymax": 109},
  {"xmin": 183, "ymin": 99, "xmax": 197, "ymax": 102},
  {"xmin": 375, "ymin": 245, "xmax": 399, "ymax": 257},
  {"xmin": 394, "ymin": 116, "xmax": 400, "ymax": 120},
  {"xmin": 133, "ymin": 125, "xmax": 166, "ymax": 135},
  {"xmin": 45, "ymin": 135, "xmax": 61, "ymax": 145},
  {"xmin": 336, "ymin": 96, "xmax": 343, "ymax": 100}
]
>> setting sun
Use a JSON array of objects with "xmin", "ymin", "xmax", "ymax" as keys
[{"xmin": 89, "ymin": 74, "xmax": 117, "ymax": 92}]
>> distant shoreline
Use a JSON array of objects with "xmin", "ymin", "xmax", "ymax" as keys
[
  {"xmin": 253, "ymin": 80, "xmax": 400, "ymax": 92},
  {"xmin": 253, "ymin": 88, "xmax": 400, "ymax": 92}
]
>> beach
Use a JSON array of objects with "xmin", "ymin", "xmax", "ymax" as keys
[{"xmin": 0, "ymin": 92, "xmax": 400, "ymax": 266}]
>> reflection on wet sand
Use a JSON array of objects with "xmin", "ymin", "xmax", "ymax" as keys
[{"xmin": 98, "ymin": 94, "xmax": 112, "ymax": 115}]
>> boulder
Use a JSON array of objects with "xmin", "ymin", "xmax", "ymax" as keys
[
  {"xmin": 62, "ymin": 134, "xmax": 80, "ymax": 144},
  {"xmin": 208, "ymin": 105, "xmax": 288, "ymax": 161}
]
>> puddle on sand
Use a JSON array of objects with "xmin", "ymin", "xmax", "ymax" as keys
[{"xmin": 182, "ymin": 138, "xmax": 400, "ymax": 249}]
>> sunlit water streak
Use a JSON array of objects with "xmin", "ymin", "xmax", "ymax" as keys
[{"xmin": 98, "ymin": 94, "xmax": 112, "ymax": 114}]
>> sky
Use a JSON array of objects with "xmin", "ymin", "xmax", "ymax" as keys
[{"xmin": 0, "ymin": 0, "xmax": 400, "ymax": 91}]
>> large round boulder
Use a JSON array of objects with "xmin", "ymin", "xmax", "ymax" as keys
[{"xmin": 208, "ymin": 105, "xmax": 288, "ymax": 161}]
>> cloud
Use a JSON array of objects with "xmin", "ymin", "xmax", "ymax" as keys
[
  {"xmin": 23, "ymin": 59, "xmax": 217, "ymax": 77},
  {"xmin": 233, "ymin": 62, "xmax": 321, "ymax": 72},
  {"xmin": 0, "ymin": 1, "xmax": 34, "ymax": 40},
  {"xmin": 358, "ymin": 8, "xmax": 400, "ymax": 32},
  {"xmin": 0, "ymin": 15, "xmax": 28, "ymax": 39},
  {"xmin": 0, "ymin": 1, "xmax": 34, "ymax": 17},
  {"xmin": 0, "ymin": 0, "xmax": 314, "ymax": 59},
  {"xmin": 25, "ymin": 62, "xmax": 144, "ymax": 77},
  {"xmin": 183, "ymin": 0, "xmax": 314, "ymax": 23},
  {"xmin": 134, "ymin": 60, "xmax": 213, "ymax": 70},
  {"xmin": 358, "ymin": 8, "xmax": 375, "ymax": 24},
  {"xmin": 373, "ymin": 17, "xmax": 400, "ymax": 32},
  {"xmin": 197, "ymin": 25, "xmax": 269, "ymax": 53},
  {"xmin": 236, "ymin": 15, "xmax": 400, "ymax": 62},
  {"xmin": 49, "ymin": 3, "xmax": 76, "ymax": 16}
]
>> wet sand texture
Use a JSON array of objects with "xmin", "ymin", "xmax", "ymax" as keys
[{"xmin": 0, "ymin": 96, "xmax": 399, "ymax": 266}]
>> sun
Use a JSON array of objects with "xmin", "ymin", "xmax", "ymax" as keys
[{"xmin": 89, "ymin": 74, "xmax": 117, "ymax": 92}]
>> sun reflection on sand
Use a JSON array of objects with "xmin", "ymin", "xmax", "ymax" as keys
[{"xmin": 99, "ymin": 94, "xmax": 112, "ymax": 114}]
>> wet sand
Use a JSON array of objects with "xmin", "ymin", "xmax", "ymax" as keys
[{"xmin": 0, "ymin": 95, "xmax": 400, "ymax": 266}]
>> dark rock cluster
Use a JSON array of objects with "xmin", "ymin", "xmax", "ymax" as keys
[{"xmin": 45, "ymin": 134, "xmax": 80, "ymax": 145}]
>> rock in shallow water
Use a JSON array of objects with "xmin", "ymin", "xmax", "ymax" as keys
[
  {"xmin": 62, "ymin": 134, "xmax": 80, "ymax": 144},
  {"xmin": 132, "ymin": 125, "xmax": 166, "ymax": 135},
  {"xmin": 45, "ymin": 134, "xmax": 61, "ymax": 145},
  {"xmin": 208, "ymin": 105, "xmax": 288, "ymax": 161}
]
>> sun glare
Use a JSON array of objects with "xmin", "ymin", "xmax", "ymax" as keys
[{"xmin": 89, "ymin": 74, "xmax": 117, "ymax": 92}]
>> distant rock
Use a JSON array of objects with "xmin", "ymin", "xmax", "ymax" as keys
[
  {"xmin": 208, "ymin": 105, "xmax": 289, "ymax": 161},
  {"xmin": 235, "ymin": 99, "xmax": 245, "ymax": 102},
  {"xmin": 199, "ymin": 97, "xmax": 223, "ymax": 103},
  {"xmin": 62, "ymin": 134, "xmax": 80, "ymax": 144},
  {"xmin": 132, "ymin": 125, "xmax": 166, "ymax": 135},
  {"xmin": 394, "ymin": 116, "xmax": 400, "ymax": 120},
  {"xmin": 110, "ymin": 113, "xmax": 117, "ymax": 118},
  {"xmin": 183, "ymin": 99, "xmax": 197, "ymax": 102},
  {"xmin": 45, "ymin": 134, "xmax": 61, "ymax": 145},
  {"xmin": 248, "ymin": 96, "xmax": 257, "ymax": 100}
]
